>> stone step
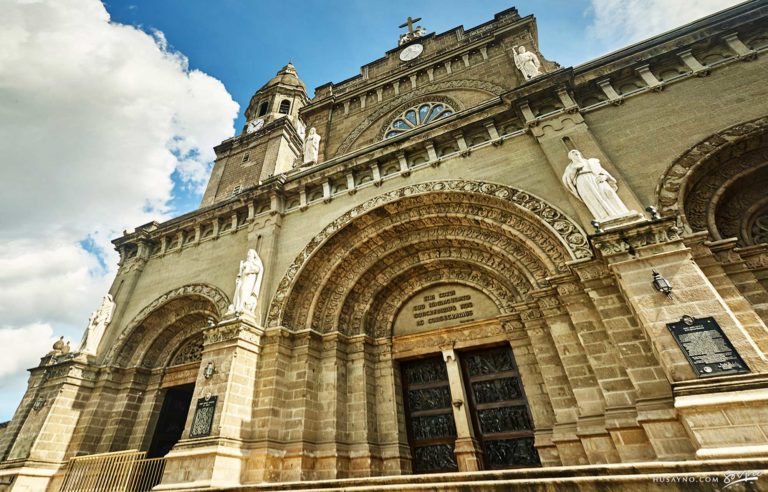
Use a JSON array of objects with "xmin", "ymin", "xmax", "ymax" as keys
[{"xmin": 208, "ymin": 459, "xmax": 768, "ymax": 491}]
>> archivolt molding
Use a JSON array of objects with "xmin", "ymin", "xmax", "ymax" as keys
[
  {"xmin": 365, "ymin": 264, "xmax": 517, "ymax": 338},
  {"xmin": 301, "ymin": 216, "xmax": 553, "ymax": 330},
  {"xmin": 267, "ymin": 180, "xmax": 589, "ymax": 329},
  {"xmin": 335, "ymin": 79, "xmax": 504, "ymax": 156},
  {"xmin": 656, "ymin": 115, "xmax": 768, "ymax": 221},
  {"xmin": 321, "ymin": 240, "xmax": 535, "ymax": 332},
  {"xmin": 106, "ymin": 283, "xmax": 228, "ymax": 366}
]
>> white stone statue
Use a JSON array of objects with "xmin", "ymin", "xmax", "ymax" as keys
[
  {"xmin": 227, "ymin": 249, "xmax": 264, "ymax": 316},
  {"xmin": 513, "ymin": 46, "xmax": 541, "ymax": 81},
  {"xmin": 303, "ymin": 127, "xmax": 321, "ymax": 165},
  {"xmin": 562, "ymin": 150, "xmax": 633, "ymax": 222},
  {"xmin": 79, "ymin": 294, "xmax": 115, "ymax": 355}
]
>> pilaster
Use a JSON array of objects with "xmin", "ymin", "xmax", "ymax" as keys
[
  {"xmin": 594, "ymin": 217, "xmax": 768, "ymax": 459},
  {"xmin": 157, "ymin": 316, "xmax": 264, "ymax": 490}
]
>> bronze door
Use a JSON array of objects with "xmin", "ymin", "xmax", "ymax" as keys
[
  {"xmin": 461, "ymin": 346, "xmax": 540, "ymax": 469},
  {"xmin": 401, "ymin": 356, "xmax": 459, "ymax": 473}
]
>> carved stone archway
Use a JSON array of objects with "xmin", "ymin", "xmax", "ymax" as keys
[
  {"xmin": 656, "ymin": 115, "xmax": 768, "ymax": 244},
  {"xmin": 267, "ymin": 180, "xmax": 589, "ymax": 335},
  {"xmin": 105, "ymin": 284, "xmax": 229, "ymax": 367}
]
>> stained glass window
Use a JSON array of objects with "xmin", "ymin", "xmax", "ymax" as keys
[{"xmin": 385, "ymin": 102, "xmax": 455, "ymax": 139}]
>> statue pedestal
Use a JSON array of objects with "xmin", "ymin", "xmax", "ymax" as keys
[
  {"xmin": 156, "ymin": 316, "xmax": 264, "ymax": 490},
  {"xmin": 598, "ymin": 210, "xmax": 645, "ymax": 231}
]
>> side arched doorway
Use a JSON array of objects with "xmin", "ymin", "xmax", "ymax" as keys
[
  {"xmin": 261, "ymin": 180, "xmax": 589, "ymax": 477},
  {"xmin": 92, "ymin": 286, "xmax": 226, "ymax": 457}
]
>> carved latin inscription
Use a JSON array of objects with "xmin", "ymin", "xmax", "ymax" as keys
[{"xmin": 394, "ymin": 285, "xmax": 499, "ymax": 336}]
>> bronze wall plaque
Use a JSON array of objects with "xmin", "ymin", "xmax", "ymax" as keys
[
  {"xmin": 666, "ymin": 315, "xmax": 749, "ymax": 377},
  {"xmin": 189, "ymin": 395, "xmax": 217, "ymax": 438}
]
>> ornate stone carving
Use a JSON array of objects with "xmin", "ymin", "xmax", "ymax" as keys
[
  {"xmin": 79, "ymin": 294, "xmax": 115, "ymax": 355},
  {"xmin": 335, "ymin": 81, "xmax": 504, "ymax": 155},
  {"xmin": 105, "ymin": 284, "xmax": 229, "ymax": 365},
  {"xmin": 591, "ymin": 217, "xmax": 682, "ymax": 257},
  {"xmin": 656, "ymin": 116, "xmax": 768, "ymax": 218},
  {"xmin": 170, "ymin": 336, "xmax": 203, "ymax": 366},
  {"xmin": 266, "ymin": 180, "xmax": 589, "ymax": 329},
  {"xmin": 203, "ymin": 323, "xmax": 262, "ymax": 345}
]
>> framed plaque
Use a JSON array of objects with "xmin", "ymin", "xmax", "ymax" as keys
[
  {"xmin": 189, "ymin": 395, "xmax": 217, "ymax": 438},
  {"xmin": 666, "ymin": 315, "xmax": 749, "ymax": 377}
]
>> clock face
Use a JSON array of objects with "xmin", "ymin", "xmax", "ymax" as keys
[
  {"xmin": 247, "ymin": 118, "xmax": 264, "ymax": 133},
  {"xmin": 399, "ymin": 43, "xmax": 424, "ymax": 62}
]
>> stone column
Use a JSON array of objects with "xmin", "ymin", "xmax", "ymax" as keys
[
  {"xmin": 441, "ymin": 347, "xmax": 483, "ymax": 471},
  {"xmin": 157, "ymin": 316, "xmax": 264, "ymax": 490},
  {"xmin": 593, "ymin": 217, "xmax": 768, "ymax": 459},
  {"xmin": 518, "ymin": 303, "xmax": 589, "ymax": 465}
]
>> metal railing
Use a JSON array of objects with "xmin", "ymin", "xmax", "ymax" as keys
[{"xmin": 59, "ymin": 450, "xmax": 166, "ymax": 492}]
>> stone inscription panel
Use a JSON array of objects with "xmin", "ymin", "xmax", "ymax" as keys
[
  {"xmin": 189, "ymin": 395, "xmax": 217, "ymax": 438},
  {"xmin": 667, "ymin": 316, "xmax": 749, "ymax": 377},
  {"xmin": 394, "ymin": 285, "xmax": 499, "ymax": 336}
]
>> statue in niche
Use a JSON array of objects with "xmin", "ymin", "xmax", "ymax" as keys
[
  {"xmin": 79, "ymin": 294, "xmax": 115, "ymax": 355},
  {"xmin": 562, "ymin": 150, "xmax": 633, "ymax": 222},
  {"xmin": 227, "ymin": 249, "xmax": 264, "ymax": 316},
  {"xmin": 303, "ymin": 127, "xmax": 321, "ymax": 165},
  {"xmin": 513, "ymin": 45, "xmax": 542, "ymax": 81}
]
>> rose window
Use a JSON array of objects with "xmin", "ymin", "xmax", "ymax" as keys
[{"xmin": 385, "ymin": 102, "xmax": 455, "ymax": 139}]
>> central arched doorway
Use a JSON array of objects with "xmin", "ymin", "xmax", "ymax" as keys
[{"xmin": 265, "ymin": 180, "xmax": 588, "ymax": 476}]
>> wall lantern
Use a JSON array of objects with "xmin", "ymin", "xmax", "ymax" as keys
[
  {"xmin": 203, "ymin": 361, "xmax": 216, "ymax": 379},
  {"xmin": 651, "ymin": 270, "xmax": 673, "ymax": 298}
]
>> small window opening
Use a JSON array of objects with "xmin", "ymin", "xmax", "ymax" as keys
[
  {"xmin": 279, "ymin": 100, "xmax": 291, "ymax": 114},
  {"xmin": 232, "ymin": 185, "xmax": 242, "ymax": 196},
  {"xmin": 242, "ymin": 153, "xmax": 250, "ymax": 163},
  {"xmin": 258, "ymin": 101, "xmax": 269, "ymax": 116}
]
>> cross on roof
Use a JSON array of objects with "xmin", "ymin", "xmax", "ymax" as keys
[{"xmin": 399, "ymin": 16, "xmax": 422, "ymax": 35}]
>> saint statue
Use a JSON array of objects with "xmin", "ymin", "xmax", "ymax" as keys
[
  {"xmin": 303, "ymin": 127, "xmax": 321, "ymax": 165},
  {"xmin": 562, "ymin": 150, "xmax": 632, "ymax": 222},
  {"xmin": 79, "ymin": 294, "xmax": 115, "ymax": 355},
  {"xmin": 227, "ymin": 249, "xmax": 264, "ymax": 316},
  {"xmin": 513, "ymin": 46, "xmax": 542, "ymax": 81}
]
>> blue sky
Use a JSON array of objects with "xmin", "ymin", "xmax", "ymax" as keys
[
  {"xmin": 105, "ymin": 0, "xmax": 614, "ymax": 212},
  {"xmin": 0, "ymin": 0, "xmax": 741, "ymax": 421}
]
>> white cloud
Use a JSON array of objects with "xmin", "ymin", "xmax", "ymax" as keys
[
  {"xmin": 0, "ymin": 0, "xmax": 238, "ymax": 419},
  {"xmin": 588, "ymin": 0, "xmax": 744, "ymax": 47}
]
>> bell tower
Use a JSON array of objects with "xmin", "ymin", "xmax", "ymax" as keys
[{"xmin": 200, "ymin": 63, "xmax": 309, "ymax": 207}]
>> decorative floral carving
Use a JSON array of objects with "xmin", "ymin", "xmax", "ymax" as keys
[
  {"xmin": 170, "ymin": 335, "xmax": 203, "ymax": 366},
  {"xmin": 590, "ymin": 218, "xmax": 682, "ymax": 257},
  {"xmin": 266, "ymin": 180, "xmax": 590, "ymax": 329}
]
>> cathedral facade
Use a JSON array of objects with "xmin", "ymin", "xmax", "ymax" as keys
[{"xmin": 3, "ymin": 2, "xmax": 768, "ymax": 490}]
